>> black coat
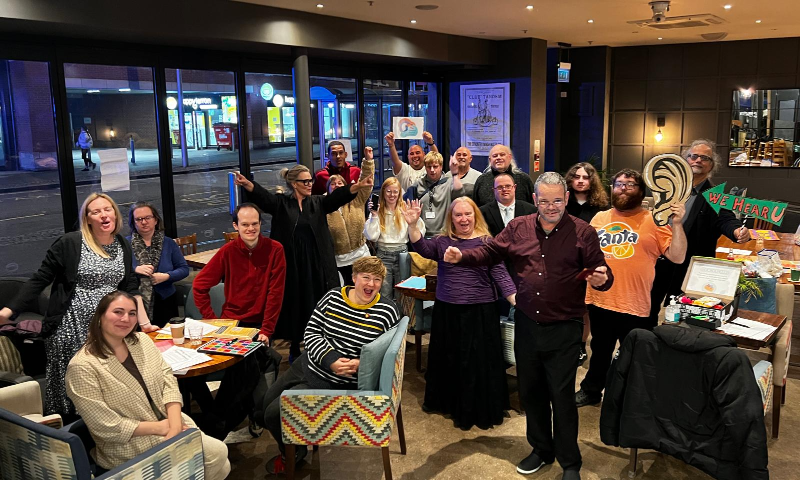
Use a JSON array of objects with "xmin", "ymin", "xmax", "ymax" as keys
[
  {"xmin": 8, "ymin": 231, "xmax": 139, "ymax": 337},
  {"xmin": 600, "ymin": 325, "xmax": 768, "ymax": 480},
  {"xmin": 472, "ymin": 169, "xmax": 535, "ymax": 207},
  {"xmin": 480, "ymin": 200, "xmax": 537, "ymax": 238},
  {"xmin": 566, "ymin": 194, "xmax": 607, "ymax": 224},
  {"xmin": 247, "ymin": 181, "xmax": 357, "ymax": 342}
]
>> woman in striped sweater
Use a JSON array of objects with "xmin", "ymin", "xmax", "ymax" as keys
[{"xmin": 255, "ymin": 256, "xmax": 399, "ymax": 474}]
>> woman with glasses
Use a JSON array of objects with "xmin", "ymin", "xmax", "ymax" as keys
[
  {"xmin": 127, "ymin": 202, "xmax": 189, "ymax": 327},
  {"xmin": 403, "ymin": 196, "xmax": 516, "ymax": 430},
  {"xmin": 364, "ymin": 176, "xmax": 426, "ymax": 302},
  {"xmin": 233, "ymin": 166, "xmax": 374, "ymax": 360},
  {"xmin": 0, "ymin": 193, "xmax": 151, "ymax": 418}
]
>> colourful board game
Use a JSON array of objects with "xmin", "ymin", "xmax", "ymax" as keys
[{"xmin": 197, "ymin": 338, "xmax": 263, "ymax": 357}]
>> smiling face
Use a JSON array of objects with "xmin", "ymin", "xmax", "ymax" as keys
[
  {"xmin": 408, "ymin": 145, "xmax": 425, "ymax": 169},
  {"xmin": 454, "ymin": 147, "xmax": 472, "ymax": 170},
  {"xmin": 233, "ymin": 206, "xmax": 261, "ymax": 246},
  {"xmin": 611, "ymin": 174, "xmax": 644, "ymax": 211},
  {"xmin": 86, "ymin": 197, "xmax": 117, "ymax": 236},
  {"xmin": 382, "ymin": 183, "xmax": 400, "ymax": 209},
  {"xmin": 328, "ymin": 177, "xmax": 346, "ymax": 193},
  {"xmin": 685, "ymin": 143, "xmax": 714, "ymax": 179},
  {"xmin": 488, "ymin": 145, "xmax": 512, "ymax": 172},
  {"xmin": 451, "ymin": 201, "xmax": 476, "ymax": 237},
  {"xmin": 493, "ymin": 174, "xmax": 516, "ymax": 206},
  {"xmin": 571, "ymin": 167, "xmax": 591, "ymax": 193},
  {"xmin": 100, "ymin": 296, "xmax": 139, "ymax": 342},
  {"xmin": 293, "ymin": 171, "xmax": 314, "ymax": 198},
  {"xmin": 329, "ymin": 144, "xmax": 347, "ymax": 168},
  {"xmin": 351, "ymin": 271, "xmax": 383, "ymax": 304}
]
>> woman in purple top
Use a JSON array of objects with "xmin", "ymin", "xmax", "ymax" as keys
[{"xmin": 404, "ymin": 197, "xmax": 516, "ymax": 430}]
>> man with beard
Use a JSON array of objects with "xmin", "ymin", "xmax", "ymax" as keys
[
  {"xmin": 312, "ymin": 141, "xmax": 362, "ymax": 195},
  {"xmin": 575, "ymin": 169, "xmax": 686, "ymax": 408},
  {"xmin": 442, "ymin": 172, "xmax": 613, "ymax": 480},
  {"xmin": 648, "ymin": 139, "xmax": 750, "ymax": 325},
  {"xmin": 444, "ymin": 146, "xmax": 482, "ymax": 197},
  {"xmin": 472, "ymin": 144, "xmax": 536, "ymax": 207},
  {"xmin": 403, "ymin": 151, "xmax": 463, "ymax": 236},
  {"xmin": 386, "ymin": 131, "xmax": 438, "ymax": 191}
]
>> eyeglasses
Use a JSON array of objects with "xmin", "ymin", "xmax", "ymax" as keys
[
  {"xmin": 493, "ymin": 185, "xmax": 515, "ymax": 191},
  {"xmin": 537, "ymin": 199, "xmax": 565, "ymax": 207},
  {"xmin": 613, "ymin": 182, "xmax": 639, "ymax": 189},
  {"xmin": 686, "ymin": 153, "xmax": 713, "ymax": 162},
  {"xmin": 134, "ymin": 215, "xmax": 154, "ymax": 223},
  {"xmin": 295, "ymin": 179, "xmax": 314, "ymax": 186}
]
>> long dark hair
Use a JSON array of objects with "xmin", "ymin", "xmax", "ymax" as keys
[
  {"xmin": 84, "ymin": 291, "xmax": 140, "ymax": 359},
  {"xmin": 565, "ymin": 162, "xmax": 609, "ymax": 208}
]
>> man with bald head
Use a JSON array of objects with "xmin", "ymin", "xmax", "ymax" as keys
[
  {"xmin": 386, "ymin": 131, "xmax": 438, "ymax": 191},
  {"xmin": 445, "ymin": 146, "xmax": 482, "ymax": 197},
  {"xmin": 472, "ymin": 144, "xmax": 535, "ymax": 207}
]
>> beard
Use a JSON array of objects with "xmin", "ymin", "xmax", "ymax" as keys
[{"xmin": 612, "ymin": 189, "xmax": 645, "ymax": 210}]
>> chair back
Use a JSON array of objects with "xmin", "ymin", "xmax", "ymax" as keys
[
  {"xmin": 223, "ymin": 231, "xmax": 239, "ymax": 243},
  {"xmin": 399, "ymin": 251, "xmax": 411, "ymax": 282},
  {"xmin": 752, "ymin": 218, "xmax": 772, "ymax": 231},
  {"xmin": 379, "ymin": 316, "xmax": 409, "ymax": 405},
  {"xmin": 0, "ymin": 277, "xmax": 48, "ymax": 317},
  {"xmin": 185, "ymin": 283, "xmax": 225, "ymax": 319},
  {"xmin": 174, "ymin": 233, "xmax": 197, "ymax": 256}
]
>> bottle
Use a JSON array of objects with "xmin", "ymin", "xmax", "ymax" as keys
[
  {"xmin": 664, "ymin": 296, "xmax": 681, "ymax": 324},
  {"xmin": 727, "ymin": 248, "xmax": 735, "ymax": 261}
]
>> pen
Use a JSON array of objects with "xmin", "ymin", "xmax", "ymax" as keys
[{"xmin": 729, "ymin": 321, "xmax": 750, "ymax": 328}]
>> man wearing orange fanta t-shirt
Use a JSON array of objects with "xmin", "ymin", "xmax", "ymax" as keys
[{"xmin": 575, "ymin": 168, "xmax": 686, "ymax": 408}]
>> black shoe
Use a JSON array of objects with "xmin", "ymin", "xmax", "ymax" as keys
[
  {"xmin": 248, "ymin": 413, "xmax": 263, "ymax": 438},
  {"xmin": 516, "ymin": 450, "xmax": 553, "ymax": 475},
  {"xmin": 575, "ymin": 389, "xmax": 601, "ymax": 407},
  {"xmin": 562, "ymin": 469, "xmax": 581, "ymax": 480},
  {"xmin": 91, "ymin": 162, "xmax": 96, "ymax": 170},
  {"xmin": 81, "ymin": 167, "xmax": 90, "ymax": 171}
]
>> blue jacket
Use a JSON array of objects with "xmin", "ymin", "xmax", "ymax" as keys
[{"xmin": 128, "ymin": 236, "xmax": 189, "ymax": 299}]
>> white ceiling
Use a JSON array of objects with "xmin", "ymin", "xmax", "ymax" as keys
[{"xmin": 236, "ymin": 0, "xmax": 800, "ymax": 47}]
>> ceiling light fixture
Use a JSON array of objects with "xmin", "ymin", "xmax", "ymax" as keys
[
  {"xmin": 410, "ymin": 19, "xmax": 417, "ymax": 24},
  {"xmin": 723, "ymin": 4, "xmax": 732, "ymax": 9},
  {"xmin": 526, "ymin": 5, "xmax": 533, "ymax": 10},
  {"xmin": 755, "ymin": 20, "xmax": 762, "ymax": 23},
  {"xmin": 658, "ymin": 37, "xmax": 663, "ymax": 40},
  {"xmin": 316, "ymin": 3, "xmax": 323, "ymax": 8},
  {"xmin": 588, "ymin": 19, "xmax": 594, "ymax": 23}
]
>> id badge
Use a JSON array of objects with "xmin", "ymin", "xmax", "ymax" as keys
[{"xmin": 425, "ymin": 211, "xmax": 436, "ymax": 219}]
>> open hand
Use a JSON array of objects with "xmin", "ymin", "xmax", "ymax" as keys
[
  {"xmin": 401, "ymin": 199, "xmax": 422, "ymax": 225},
  {"xmin": 353, "ymin": 175, "xmax": 374, "ymax": 191}
]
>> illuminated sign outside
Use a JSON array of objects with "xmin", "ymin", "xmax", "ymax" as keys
[
  {"xmin": 166, "ymin": 97, "xmax": 215, "ymax": 110},
  {"xmin": 557, "ymin": 68, "xmax": 570, "ymax": 83},
  {"xmin": 260, "ymin": 83, "xmax": 274, "ymax": 100}
]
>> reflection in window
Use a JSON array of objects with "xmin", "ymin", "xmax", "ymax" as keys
[
  {"xmin": 310, "ymin": 76, "xmax": 358, "ymax": 171},
  {"xmin": 244, "ymin": 72, "xmax": 296, "ymax": 167},
  {"xmin": 0, "ymin": 59, "xmax": 63, "ymax": 277},
  {"xmin": 363, "ymin": 80, "xmax": 402, "ymax": 185},
  {"xmin": 64, "ymin": 63, "xmax": 162, "ymax": 237},
  {"xmin": 730, "ymin": 88, "xmax": 800, "ymax": 168},
  {"xmin": 409, "ymin": 82, "xmax": 439, "ymax": 152}
]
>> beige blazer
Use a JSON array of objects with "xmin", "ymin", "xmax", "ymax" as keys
[{"xmin": 65, "ymin": 332, "xmax": 191, "ymax": 469}]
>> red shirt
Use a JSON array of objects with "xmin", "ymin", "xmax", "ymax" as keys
[
  {"xmin": 312, "ymin": 161, "xmax": 361, "ymax": 195},
  {"xmin": 460, "ymin": 213, "xmax": 614, "ymax": 323},
  {"xmin": 192, "ymin": 236, "xmax": 286, "ymax": 336}
]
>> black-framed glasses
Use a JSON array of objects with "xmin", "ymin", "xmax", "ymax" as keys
[
  {"xmin": 134, "ymin": 215, "xmax": 154, "ymax": 223},
  {"xmin": 493, "ymin": 185, "xmax": 515, "ymax": 191},
  {"xmin": 686, "ymin": 153, "xmax": 713, "ymax": 162},
  {"xmin": 295, "ymin": 179, "xmax": 314, "ymax": 186},
  {"xmin": 613, "ymin": 182, "xmax": 639, "ymax": 189}
]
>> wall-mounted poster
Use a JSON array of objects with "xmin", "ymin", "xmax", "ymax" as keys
[{"xmin": 460, "ymin": 82, "xmax": 510, "ymax": 155}]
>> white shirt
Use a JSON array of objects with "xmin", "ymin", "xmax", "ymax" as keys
[
  {"xmin": 497, "ymin": 201, "xmax": 516, "ymax": 226},
  {"xmin": 396, "ymin": 163, "xmax": 426, "ymax": 191},
  {"xmin": 364, "ymin": 210, "xmax": 426, "ymax": 248}
]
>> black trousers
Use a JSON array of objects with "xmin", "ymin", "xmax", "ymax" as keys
[
  {"xmin": 515, "ymin": 309, "xmax": 583, "ymax": 471},
  {"xmin": 580, "ymin": 305, "xmax": 657, "ymax": 396},
  {"xmin": 258, "ymin": 358, "xmax": 313, "ymax": 454},
  {"xmin": 80, "ymin": 148, "xmax": 92, "ymax": 164}
]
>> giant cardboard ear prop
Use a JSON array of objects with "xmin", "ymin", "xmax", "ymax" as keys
[{"xmin": 643, "ymin": 154, "xmax": 693, "ymax": 226}]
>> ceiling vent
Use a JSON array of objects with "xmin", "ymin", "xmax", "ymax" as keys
[{"xmin": 628, "ymin": 13, "xmax": 727, "ymax": 29}]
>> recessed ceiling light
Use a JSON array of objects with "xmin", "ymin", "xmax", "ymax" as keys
[
  {"xmin": 410, "ymin": 19, "xmax": 417, "ymax": 24},
  {"xmin": 316, "ymin": 3, "xmax": 323, "ymax": 8},
  {"xmin": 526, "ymin": 5, "xmax": 533, "ymax": 10},
  {"xmin": 587, "ymin": 19, "xmax": 594, "ymax": 23},
  {"xmin": 755, "ymin": 19, "xmax": 762, "ymax": 23},
  {"xmin": 723, "ymin": 4, "xmax": 732, "ymax": 9}
]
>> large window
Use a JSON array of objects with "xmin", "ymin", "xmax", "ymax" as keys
[
  {"xmin": 310, "ymin": 76, "xmax": 358, "ymax": 172},
  {"xmin": 0, "ymin": 59, "xmax": 63, "ymax": 277},
  {"xmin": 166, "ymin": 68, "xmax": 240, "ymax": 251},
  {"xmin": 245, "ymin": 72, "xmax": 296, "ymax": 165},
  {"xmin": 364, "ymin": 79, "xmax": 402, "ymax": 186},
  {"xmin": 409, "ymin": 82, "xmax": 439, "ymax": 152}
]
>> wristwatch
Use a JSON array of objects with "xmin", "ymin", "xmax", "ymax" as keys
[{"xmin": 426, "ymin": 141, "xmax": 435, "ymax": 146}]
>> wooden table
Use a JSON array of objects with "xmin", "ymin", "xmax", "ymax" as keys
[
  {"xmin": 717, "ymin": 233, "xmax": 800, "ymax": 291},
  {"xmin": 715, "ymin": 309, "xmax": 787, "ymax": 351},
  {"xmin": 184, "ymin": 248, "xmax": 220, "ymax": 269}
]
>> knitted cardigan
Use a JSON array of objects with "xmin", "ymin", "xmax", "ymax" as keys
[{"xmin": 325, "ymin": 157, "xmax": 374, "ymax": 256}]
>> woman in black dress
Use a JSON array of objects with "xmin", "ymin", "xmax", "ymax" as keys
[{"xmin": 233, "ymin": 167, "xmax": 373, "ymax": 359}]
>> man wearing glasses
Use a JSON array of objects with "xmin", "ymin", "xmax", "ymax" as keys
[
  {"xmin": 442, "ymin": 172, "xmax": 613, "ymax": 480},
  {"xmin": 575, "ymin": 169, "xmax": 687, "ymax": 409},
  {"xmin": 480, "ymin": 172, "xmax": 536, "ymax": 237},
  {"xmin": 648, "ymin": 139, "xmax": 751, "ymax": 326}
]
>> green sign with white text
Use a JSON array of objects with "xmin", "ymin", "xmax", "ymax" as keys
[{"xmin": 702, "ymin": 182, "xmax": 788, "ymax": 226}]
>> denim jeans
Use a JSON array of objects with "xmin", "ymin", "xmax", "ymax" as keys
[{"xmin": 376, "ymin": 246, "xmax": 407, "ymax": 303}]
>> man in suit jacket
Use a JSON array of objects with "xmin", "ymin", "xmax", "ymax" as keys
[
  {"xmin": 480, "ymin": 172, "xmax": 537, "ymax": 237},
  {"xmin": 648, "ymin": 139, "xmax": 751, "ymax": 324}
]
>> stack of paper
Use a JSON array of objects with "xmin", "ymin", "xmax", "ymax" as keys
[
  {"xmin": 161, "ymin": 346, "xmax": 212, "ymax": 374},
  {"xmin": 716, "ymin": 317, "xmax": 778, "ymax": 341}
]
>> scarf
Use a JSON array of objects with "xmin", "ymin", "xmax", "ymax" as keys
[{"xmin": 130, "ymin": 231, "xmax": 164, "ymax": 319}]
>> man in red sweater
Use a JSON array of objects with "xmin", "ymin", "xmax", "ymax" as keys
[
  {"xmin": 193, "ymin": 203, "xmax": 286, "ymax": 342},
  {"xmin": 311, "ymin": 141, "xmax": 362, "ymax": 195}
]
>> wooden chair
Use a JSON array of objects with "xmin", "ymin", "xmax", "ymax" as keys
[
  {"xmin": 174, "ymin": 233, "xmax": 197, "ymax": 256},
  {"xmin": 771, "ymin": 139, "xmax": 787, "ymax": 166},
  {"xmin": 223, "ymin": 231, "xmax": 239, "ymax": 243},
  {"xmin": 752, "ymin": 218, "xmax": 772, "ymax": 231}
]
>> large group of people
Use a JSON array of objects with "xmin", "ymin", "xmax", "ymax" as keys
[{"xmin": 0, "ymin": 136, "xmax": 760, "ymax": 480}]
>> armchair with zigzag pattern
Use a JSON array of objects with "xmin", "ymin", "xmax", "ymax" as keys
[{"xmin": 280, "ymin": 316, "xmax": 409, "ymax": 480}]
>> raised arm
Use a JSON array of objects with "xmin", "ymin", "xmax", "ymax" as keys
[
  {"xmin": 353, "ymin": 153, "xmax": 375, "ymax": 206},
  {"xmin": 422, "ymin": 131, "xmax": 439, "ymax": 154},
  {"xmin": 663, "ymin": 203, "xmax": 687, "ymax": 264},
  {"xmin": 386, "ymin": 132, "xmax": 404, "ymax": 175},
  {"xmin": 402, "ymin": 199, "xmax": 424, "ymax": 244},
  {"xmin": 234, "ymin": 171, "xmax": 279, "ymax": 215},
  {"xmin": 449, "ymin": 155, "xmax": 463, "ymax": 192}
]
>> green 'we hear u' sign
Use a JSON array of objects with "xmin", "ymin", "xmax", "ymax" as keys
[{"xmin": 702, "ymin": 182, "xmax": 788, "ymax": 226}]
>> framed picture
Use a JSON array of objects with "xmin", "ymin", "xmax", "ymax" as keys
[{"xmin": 460, "ymin": 82, "xmax": 510, "ymax": 155}]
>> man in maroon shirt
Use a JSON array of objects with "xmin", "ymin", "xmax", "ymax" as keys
[
  {"xmin": 443, "ymin": 172, "xmax": 613, "ymax": 480},
  {"xmin": 311, "ymin": 141, "xmax": 362, "ymax": 195}
]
